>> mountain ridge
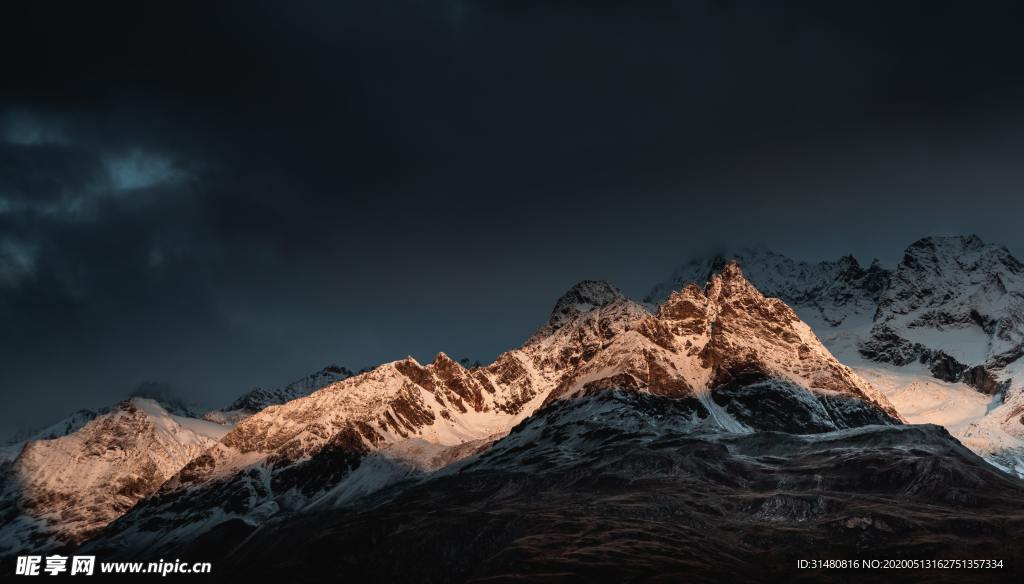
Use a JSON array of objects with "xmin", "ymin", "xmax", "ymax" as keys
[
  {"xmin": 648, "ymin": 235, "xmax": 1024, "ymax": 477},
  {"xmin": 6, "ymin": 234, "xmax": 1024, "ymax": 570},
  {"xmin": 0, "ymin": 398, "xmax": 228, "ymax": 555},
  {"xmin": 83, "ymin": 261, "xmax": 901, "ymax": 559}
]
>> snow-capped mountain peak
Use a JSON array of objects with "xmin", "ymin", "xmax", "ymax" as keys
[
  {"xmin": 0, "ymin": 398, "xmax": 228, "ymax": 555},
  {"xmin": 646, "ymin": 248, "xmax": 889, "ymax": 329},
  {"xmin": 873, "ymin": 234, "xmax": 1024, "ymax": 368},
  {"xmin": 855, "ymin": 235, "xmax": 1024, "ymax": 475},
  {"xmin": 541, "ymin": 279, "xmax": 627, "ymax": 333},
  {"xmin": 647, "ymin": 236, "xmax": 1024, "ymax": 478},
  {"xmin": 87, "ymin": 264, "xmax": 901, "ymax": 557}
]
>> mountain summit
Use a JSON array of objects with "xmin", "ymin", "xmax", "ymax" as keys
[
  {"xmin": 867, "ymin": 235, "xmax": 1024, "ymax": 379},
  {"xmin": 649, "ymin": 235, "xmax": 1024, "ymax": 477},
  {"xmin": 85, "ymin": 262, "xmax": 900, "ymax": 559},
  {"xmin": 3, "ymin": 248, "xmax": 1019, "ymax": 581},
  {"xmin": 538, "ymin": 279, "xmax": 627, "ymax": 334},
  {"xmin": 646, "ymin": 247, "xmax": 889, "ymax": 328},
  {"xmin": 82, "ymin": 260, "xmax": 1022, "ymax": 582},
  {"xmin": 0, "ymin": 398, "xmax": 227, "ymax": 555},
  {"xmin": 544, "ymin": 262, "xmax": 900, "ymax": 432}
]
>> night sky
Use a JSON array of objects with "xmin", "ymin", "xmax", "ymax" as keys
[{"xmin": 3, "ymin": 1, "xmax": 1024, "ymax": 434}]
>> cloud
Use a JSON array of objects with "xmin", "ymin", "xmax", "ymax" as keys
[
  {"xmin": 1, "ymin": 110, "xmax": 68, "ymax": 146},
  {"xmin": 0, "ymin": 142, "xmax": 107, "ymax": 208},
  {"xmin": 103, "ymin": 150, "xmax": 186, "ymax": 191},
  {"xmin": 0, "ymin": 239, "xmax": 36, "ymax": 287}
]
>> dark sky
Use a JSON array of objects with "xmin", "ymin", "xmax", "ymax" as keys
[{"xmin": 3, "ymin": 1, "xmax": 1024, "ymax": 434}]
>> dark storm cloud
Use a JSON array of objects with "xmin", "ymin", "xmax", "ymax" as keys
[{"xmin": 3, "ymin": 0, "xmax": 1024, "ymax": 434}]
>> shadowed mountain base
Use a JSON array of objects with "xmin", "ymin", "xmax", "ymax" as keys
[{"xmin": 193, "ymin": 393, "xmax": 1024, "ymax": 583}]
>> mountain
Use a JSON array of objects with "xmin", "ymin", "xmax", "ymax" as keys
[
  {"xmin": 74, "ymin": 260, "xmax": 1023, "ymax": 581},
  {"xmin": 220, "ymin": 396, "xmax": 1024, "ymax": 582},
  {"xmin": 0, "ymin": 408, "xmax": 106, "ymax": 463},
  {"xmin": 867, "ymin": 236, "xmax": 1024, "ymax": 477},
  {"xmin": 85, "ymin": 281, "xmax": 635, "ymax": 556},
  {"xmin": 645, "ymin": 247, "xmax": 890, "ymax": 328},
  {"xmin": 88, "ymin": 280, "xmax": 650, "ymax": 555},
  {"xmin": 546, "ymin": 262, "xmax": 899, "ymax": 430},
  {"xmin": 535, "ymin": 279, "xmax": 628, "ymax": 335},
  {"xmin": 649, "ymin": 235, "xmax": 1024, "ymax": 478},
  {"xmin": 0, "ymin": 398, "xmax": 228, "ymax": 556},
  {"xmin": 86, "ymin": 263, "xmax": 902, "ymax": 559},
  {"xmin": 0, "ymin": 365, "xmax": 366, "ymax": 557},
  {"xmin": 1, "ymin": 383, "xmax": 205, "ymax": 464},
  {"xmin": 203, "ymin": 365, "xmax": 357, "ymax": 425},
  {"xmin": 6, "ymin": 235, "xmax": 1021, "ymax": 579},
  {"xmin": 862, "ymin": 235, "xmax": 1024, "ymax": 391}
]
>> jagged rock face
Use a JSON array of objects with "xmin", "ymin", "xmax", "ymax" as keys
[
  {"xmin": 701, "ymin": 264, "xmax": 879, "ymax": 395},
  {"xmin": 204, "ymin": 352, "xmax": 545, "ymax": 465},
  {"xmin": 548, "ymin": 262, "xmax": 901, "ymax": 429},
  {"xmin": 91, "ymin": 348, "xmax": 571, "ymax": 553},
  {"xmin": 202, "ymin": 393, "xmax": 1024, "ymax": 583},
  {"xmin": 859, "ymin": 325, "xmax": 1007, "ymax": 394},
  {"xmin": 0, "ymin": 255, "xmax": 915, "ymax": 565},
  {"xmin": 93, "ymin": 300, "xmax": 655, "ymax": 551},
  {"xmin": 646, "ymin": 247, "xmax": 891, "ymax": 327},
  {"xmin": 650, "ymin": 236, "xmax": 1024, "ymax": 477},
  {"xmin": 868, "ymin": 236, "xmax": 1024, "ymax": 381},
  {"xmin": 0, "ymin": 399, "xmax": 227, "ymax": 555},
  {"xmin": 696, "ymin": 264, "xmax": 900, "ymax": 425},
  {"xmin": 539, "ymin": 279, "xmax": 626, "ymax": 334},
  {"xmin": 203, "ymin": 365, "xmax": 357, "ymax": 424},
  {"xmin": 662, "ymin": 237, "xmax": 1024, "ymax": 398},
  {"xmin": 866, "ymin": 237, "xmax": 1024, "ymax": 475}
]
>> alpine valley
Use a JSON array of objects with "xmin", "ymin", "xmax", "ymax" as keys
[{"xmin": 2, "ymin": 235, "xmax": 1024, "ymax": 582}]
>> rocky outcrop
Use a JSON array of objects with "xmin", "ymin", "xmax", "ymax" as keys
[
  {"xmin": 859, "ymin": 326, "xmax": 1009, "ymax": 395},
  {"xmin": 0, "ymin": 398, "xmax": 227, "ymax": 555},
  {"xmin": 649, "ymin": 236, "xmax": 1024, "ymax": 397},
  {"xmin": 538, "ymin": 279, "xmax": 627, "ymax": 335},
  {"xmin": 646, "ymin": 247, "xmax": 891, "ymax": 327},
  {"xmin": 866, "ymin": 235, "xmax": 1024, "ymax": 387},
  {"xmin": 551, "ymin": 262, "xmax": 901, "ymax": 428},
  {"xmin": 650, "ymin": 236, "xmax": 1024, "ymax": 478}
]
